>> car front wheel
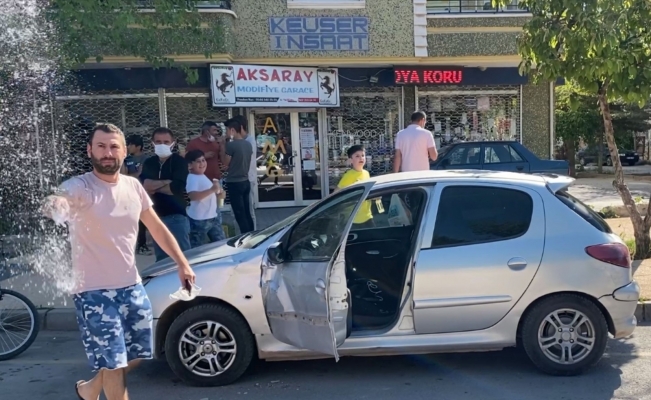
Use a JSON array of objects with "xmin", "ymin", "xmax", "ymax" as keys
[
  {"xmin": 521, "ymin": 294, "xmax": 608, "ymax": 376},
  {"xmin": 165, "ymin": 303, "xmax": 256, "ymax": 387}
]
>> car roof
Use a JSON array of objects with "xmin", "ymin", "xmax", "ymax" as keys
[{"xmin": 362, "ymin": 170, "xmax": 574, "ymax": 192}]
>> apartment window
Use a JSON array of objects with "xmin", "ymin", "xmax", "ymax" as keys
[
  {"xmin": 287, "ymin": 0, "xmax": 365, "ymax": 9},
  {"xmin": 427, "ymin": 0, "xmax": 527, "ymax": 14}
]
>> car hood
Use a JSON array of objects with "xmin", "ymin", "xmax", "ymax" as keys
[{"xmin": 141, "ymin": 238, "xmax": 247, "ymax": 277}]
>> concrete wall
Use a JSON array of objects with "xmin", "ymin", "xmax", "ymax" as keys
[{"xmin": 231, "ymin": 0, "xmax": 414, "ymax": 59}]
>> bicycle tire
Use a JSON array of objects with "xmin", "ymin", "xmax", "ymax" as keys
[{"xmin": 0, "ymin": 289, "xmax": 40, "ymax": 361}]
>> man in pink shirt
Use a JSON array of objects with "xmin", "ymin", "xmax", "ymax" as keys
[
  {"xmin": 42, "ymin": 123, "xmax": 195, "ymax": 400},
  {"xmin": 393, "ymin": 111, "xmax": 439, "ymax": 172}
]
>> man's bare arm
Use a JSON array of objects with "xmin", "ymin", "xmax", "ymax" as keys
[
  {"xmin": 143, "ymin": 179, "xmax": 170, "ymax": 192},
  {"xmin": 428, "ymin": 147, "xmax": 438, "ymax": 161},
  {"xmin": 393, "ymin": 149, "xmax": 402, "ymax": 173},
  {"xmin": 156, "ymin": 185, "xmax": 173, "ymax": 195},
  {"xmin": 140, "ymin": 207, "xmax": 195, "ymax": 284}
]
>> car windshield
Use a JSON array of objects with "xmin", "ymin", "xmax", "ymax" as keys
[{"xmin": 236, "ymin": 204, "xmax": 315, "ymax": 249}]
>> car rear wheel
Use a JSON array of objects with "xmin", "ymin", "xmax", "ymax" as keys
[
  {"xmin": 606, "ymin": 156, "xmax": 613, "ymax": 166},
  {"xmin": 165, "ymin": 303, "xmax": 255, "ymax": 387},
  {"xmin": 521, "ymin": 294, "xmax": 608, "ymax": 376}
]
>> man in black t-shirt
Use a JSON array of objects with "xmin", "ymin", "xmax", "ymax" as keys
[{"xmin": 141, "ymin": 127, "xmax": 190, "ymax": 261}]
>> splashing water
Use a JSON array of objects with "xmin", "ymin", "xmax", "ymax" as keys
[{"xmin": 0, "ymin": 0, "xmax": 80, "ymax": 306}]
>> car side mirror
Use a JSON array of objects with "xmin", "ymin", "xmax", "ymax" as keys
[{"xmin": 267, "ymin": 242, "xmax": 284, "ymax": 265}]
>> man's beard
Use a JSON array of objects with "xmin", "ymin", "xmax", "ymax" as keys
[{"xmin": 91, "ymin": 155, "xmax": 121, "ymax": 175}]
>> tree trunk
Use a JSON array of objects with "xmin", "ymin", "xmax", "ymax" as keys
[
  {"xmin": 566, "ymin": 139, "xmax": 576, "ymax": 177},
  {"xmin": 597, "ymin": 86, "xmax": 651, "ymax": 259},
  {"xmin": 597, "ymin": 138, "xmax": 603, "ymax": 174}
]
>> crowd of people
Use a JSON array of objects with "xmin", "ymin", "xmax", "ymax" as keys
[{"xmin": 118, "ymin": 115, "xmax": 257, "ymax": 262}]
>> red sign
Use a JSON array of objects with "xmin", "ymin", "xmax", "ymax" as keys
[{"xmin": 394, "ymin": 68, "xmax": 464, "ymax": 85}]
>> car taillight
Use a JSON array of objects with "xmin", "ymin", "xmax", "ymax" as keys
[{"xmin": 585, "ymin": 243, "xmax": 631, "ymax": 268}]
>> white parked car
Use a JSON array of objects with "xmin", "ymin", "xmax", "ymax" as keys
[{"xmin": 141, "ymin": 170, "xmax": 639, "ymax": 386}]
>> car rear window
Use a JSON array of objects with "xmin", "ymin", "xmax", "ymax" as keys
[{"xmin": 555, "ymin": 190, "xmax": 612, "ymax": 233}]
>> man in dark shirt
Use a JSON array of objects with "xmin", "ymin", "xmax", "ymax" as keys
[
  {"xmin": 141, "ymin": 127, "xmax": 191, "ymax": 261},
  {"xmin": 121, "ymin": 134, "xmax": 152, "ymax": 254},
  {"xmin": 220, "ymin": 118, "xmax": 254, "ymax": 234}
]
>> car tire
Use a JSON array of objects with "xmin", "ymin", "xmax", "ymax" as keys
[
  {"xmin": 521, "ymin": 294, "xmax": 608, "ymax": 376},
  {"xmin": 165, "ymin": 303, "xmax": 256, "ymax": 387}
]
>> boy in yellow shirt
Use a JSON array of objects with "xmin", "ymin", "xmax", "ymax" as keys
[{"xmin": 337, "ymin": 145, "xmax": 374, "ymax": 228}]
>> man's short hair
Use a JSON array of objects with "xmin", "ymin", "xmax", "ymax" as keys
[
  {"xmin": 224, "ymin": 118, "xmax": 243, "ymax": 133},
  {"xmin": 152, "ymin": 127, "xmax": 175, "ymax": 140},
  {"xmin": 185, "ymin": 149, "xmax": 205, "ymax": 163},
  {"xmin": 88, "ymin": 123, "xmax": 124, "ymax": 144},
  {"xmin": 233, "ymin": 115, "xmax": 248, "ymax": 132},
  {"xmin": 201, "ymin": 121, "xmax": 218, "ymax": 134},
  {"xmin": 347, "ymin": 145, "xmax": 365, "ymax": 159},
  {"xmin": 126, "ymin": 134, "xmax": 144, "ymax": 149},
  {"xmin": 411, "ymin": 111, "xmax": 427, "ymax": 123}
]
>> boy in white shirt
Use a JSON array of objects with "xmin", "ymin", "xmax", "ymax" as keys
[{"xmin": 185, "ymin": 149, "xmax": 226, "ymax": 248}]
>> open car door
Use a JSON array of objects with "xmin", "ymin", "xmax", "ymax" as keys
[{"xmin": 261, "ymin": 183, "xmax": 373, "ymax": 360}]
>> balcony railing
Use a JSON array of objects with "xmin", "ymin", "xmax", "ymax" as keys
[
  {"xmin": 427, "ymin": 0, "xmax": 528, "ymax": 14},
  {"xmin": 136, "ymin": 0, "xmax": 231, "ymax": 9}
]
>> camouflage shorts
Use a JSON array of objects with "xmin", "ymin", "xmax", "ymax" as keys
[{"xmin": 73, "ymin": 283, "xmax": 153, "ymax": 372}]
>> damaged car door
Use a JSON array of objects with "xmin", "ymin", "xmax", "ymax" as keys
[{"xmin": 260, "ymin": 184, "xmax": 373, "ymax": 359}]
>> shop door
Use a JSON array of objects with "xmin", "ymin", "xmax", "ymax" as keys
[{"xmin": 249, "ymin": 109, "xmax": 324, "ymax": 208}]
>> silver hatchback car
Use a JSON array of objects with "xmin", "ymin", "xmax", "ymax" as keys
[{"xmin": 141, "ymin": 170, "xmax": 639, "ymax": 387}]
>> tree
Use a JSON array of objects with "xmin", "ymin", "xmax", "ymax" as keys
[
  {"xmin": 496, "ymin": 0, "xmax": 651, "ymax": 259},
  {"xmin": 50, "ymin": 0, "xmax": 226, "ymax": 82},
  {"xmin": 555, "ymin": 83, "xmax": 601, "ymax": 176}
]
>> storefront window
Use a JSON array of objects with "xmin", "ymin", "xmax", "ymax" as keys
[
  {"xmin": 325, "ymin": 87, "xmax": 402, "ymax": 193},
  {"xmin": 417, "ymin": 85, "xmax": 521, "ymax": 149}
]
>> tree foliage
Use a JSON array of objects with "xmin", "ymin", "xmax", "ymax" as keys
[
  {"xmin": 495, "ymin": 0, "xmax": 651, "ymax": 258},
  {"xmin": 50, "ymin": 0, "xmax": 225, "ymax": 82}
]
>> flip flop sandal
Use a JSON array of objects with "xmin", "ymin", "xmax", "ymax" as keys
[{"xmin": 75, "ymin": 380, "xmax": 85, "ymax": 400}]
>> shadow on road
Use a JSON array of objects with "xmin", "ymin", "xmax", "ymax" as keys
[{"xmin": 128, "ymin": 334, "xmax": 643, "ymax": 400}]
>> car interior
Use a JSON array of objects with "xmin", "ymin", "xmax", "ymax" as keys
[{"xmin": 344, "ymin": 189, "xmax": 427, "ymax": 333}]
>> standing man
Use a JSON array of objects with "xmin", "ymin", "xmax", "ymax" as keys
[
  {"xmin": 120, "ymin": 134, "xmax": 151, "ymax": 255},
  {"xmin": 185, "ymin": 121, "xmax": 223, "ymax": 182},
  {"xmin": 233, "ymin": 115, "xmax": 258, "ymax": 231},
  {"xmin": 393, "ymin": 111, "xmax": 438, "ymax": 173},
  {"xmin": 220, "ymin": 117, "xmax": 255, "ymax": 234},
  {"xmin": 141, "ymin": 127, "xmax": 191, "ymax": 261},
  {"xmin": 41, "ymin": 123, "xmax": 195, "ymax": 400}
]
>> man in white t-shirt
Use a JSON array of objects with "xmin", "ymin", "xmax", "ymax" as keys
[
  {"xmin": 393, "ymin": 111, "xmax": 438, "ymax": 172},
  {"xmin": 185, "ymin": 149, "xmax": 226, "ymax": 248},
  {"xmin": 233, "ymin": 115, "xmax": 258, "ymax": 231}
]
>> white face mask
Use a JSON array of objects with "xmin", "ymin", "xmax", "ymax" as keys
[{"xmin": 154, "ymin": 142, "xmax": 174, "ymax": 157}]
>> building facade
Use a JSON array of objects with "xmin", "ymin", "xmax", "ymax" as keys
[{"xmin": 54, "ymin": 0, "xmax": 556, "ymax": 210}]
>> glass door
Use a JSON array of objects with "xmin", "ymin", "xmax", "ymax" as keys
[
  {"xmin": 297, "ymin": 111, "xmax": 323, "ymax": 203},
  {"xmin": 249, "ymin": 109, "xmax": 325, "ymax": 208}
]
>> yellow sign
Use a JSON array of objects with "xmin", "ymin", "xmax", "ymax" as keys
[{"xmin": 263, "ymin": 117, "xmax": 278, "ymax": 133}]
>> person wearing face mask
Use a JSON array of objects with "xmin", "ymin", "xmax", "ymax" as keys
[
  {"xmin": 185, "ymin": 121, "xmax": 223, "ymax": 182},
  {"xmin": 140, "ymin": 127, "xmax": 192, "ymax": 261}
]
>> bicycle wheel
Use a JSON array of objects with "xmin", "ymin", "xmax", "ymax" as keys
[{"xmin": 0, "ymin": 289, "xmax": 40, "ymax": 361}]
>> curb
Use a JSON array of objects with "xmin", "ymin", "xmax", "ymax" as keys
[{"xmin": 39, "ymin": 301, "xmax": 651, "ymax": 332}]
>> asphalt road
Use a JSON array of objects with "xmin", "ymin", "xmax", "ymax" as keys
[{"xmin": 2, "ymin": 326, "xmax": 651, "ymax": 400}]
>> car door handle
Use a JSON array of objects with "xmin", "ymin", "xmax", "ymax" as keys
[
  {"xmin": 507, "ymin": 257, "xmax": 527, "ymax": 270},
  {"xmin": 366, "ymin": 250, "xmax": 380, "ymax": 255},
  {"xmin": 347, "ymin": 233, "xmax": 358, "ymax": 242},
  {"xmin": 315, "ymin": 279, "xmax": 326, "ymax": 295},
  {"xmin": 516, "ymin": 166, "xmax": 524, "ymax": 171}
]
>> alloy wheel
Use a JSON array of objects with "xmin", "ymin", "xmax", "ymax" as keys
[
  {"xmin": 537, "ymin": 308, "xmax": 595, "ymax": 365},
  {"xmin": 178, "ymin": 320, "xmax": 237, "ymax": 377}
]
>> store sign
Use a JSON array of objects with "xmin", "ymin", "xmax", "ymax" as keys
[
  {"xmin": 210, "ymin": 64, "xmax": 340, "ymax": 107},
  {"xmin": 394, "ymin": 68, "xmax": 464, "ymax": 85},
  {"xmin": 269, "ymin": 17, "xmax": 369, "ymax": 51}
]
